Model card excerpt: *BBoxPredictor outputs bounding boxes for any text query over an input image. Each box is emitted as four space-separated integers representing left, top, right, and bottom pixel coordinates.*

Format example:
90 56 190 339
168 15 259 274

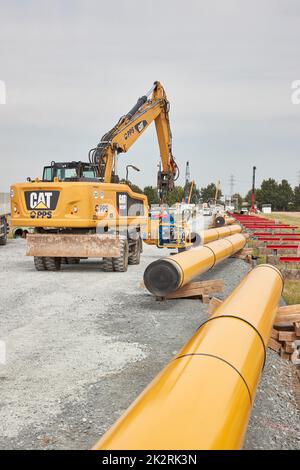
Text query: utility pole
250 166 257 213
229 174 235 197
228 174 235 209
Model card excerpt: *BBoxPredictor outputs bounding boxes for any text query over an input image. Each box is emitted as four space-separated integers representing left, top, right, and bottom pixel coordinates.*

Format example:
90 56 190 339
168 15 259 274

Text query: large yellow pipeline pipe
201 223 241 244
144 233 246 296
225 216 236 225
93 264 283 450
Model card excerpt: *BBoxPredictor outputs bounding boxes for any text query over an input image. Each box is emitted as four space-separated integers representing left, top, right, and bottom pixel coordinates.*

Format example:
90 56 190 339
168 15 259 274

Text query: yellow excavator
10 81 187 272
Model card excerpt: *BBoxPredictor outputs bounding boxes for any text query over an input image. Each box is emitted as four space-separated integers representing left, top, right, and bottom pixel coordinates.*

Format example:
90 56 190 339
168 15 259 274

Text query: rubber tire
128 239 141 265
113 238 129 272
102 257 114 272
34 256 46 271
0 218 7 246
44 257 61 271
67 257 80 264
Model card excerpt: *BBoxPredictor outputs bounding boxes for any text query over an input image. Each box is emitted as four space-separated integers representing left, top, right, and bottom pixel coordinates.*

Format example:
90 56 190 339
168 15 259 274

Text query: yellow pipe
93 264 283 450
225 216 236 225
201 223 241 244
144 233 246 296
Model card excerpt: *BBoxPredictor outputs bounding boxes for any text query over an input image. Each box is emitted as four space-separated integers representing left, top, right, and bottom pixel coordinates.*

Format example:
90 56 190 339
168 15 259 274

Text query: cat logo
25 190 59 211
134 120 147 133
124 120 148 140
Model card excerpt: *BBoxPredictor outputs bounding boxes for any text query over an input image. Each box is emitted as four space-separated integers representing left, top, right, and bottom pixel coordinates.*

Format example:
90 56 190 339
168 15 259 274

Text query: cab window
82 167 96 178
56 168 78 180
43 167 53 181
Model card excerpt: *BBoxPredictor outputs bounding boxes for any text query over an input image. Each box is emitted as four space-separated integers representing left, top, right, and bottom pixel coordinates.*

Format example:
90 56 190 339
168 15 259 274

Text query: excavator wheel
102 257 114 272
64 257 80 264
44 257 61 271
113 238 129 272
128 238 141 265
0 217 7 245
34 256 46 271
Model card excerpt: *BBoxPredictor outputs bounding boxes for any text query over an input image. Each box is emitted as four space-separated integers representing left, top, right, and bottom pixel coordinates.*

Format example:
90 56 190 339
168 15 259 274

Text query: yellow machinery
187 180 195 204
10 82 180 272
93 264 283 450
144 233 246 296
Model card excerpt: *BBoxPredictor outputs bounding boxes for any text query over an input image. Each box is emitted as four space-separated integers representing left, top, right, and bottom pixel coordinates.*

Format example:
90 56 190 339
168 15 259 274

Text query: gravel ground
0 239 299 450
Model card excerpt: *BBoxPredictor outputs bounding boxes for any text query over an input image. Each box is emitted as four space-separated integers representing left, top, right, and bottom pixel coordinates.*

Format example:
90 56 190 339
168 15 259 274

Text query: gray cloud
0 0 300 195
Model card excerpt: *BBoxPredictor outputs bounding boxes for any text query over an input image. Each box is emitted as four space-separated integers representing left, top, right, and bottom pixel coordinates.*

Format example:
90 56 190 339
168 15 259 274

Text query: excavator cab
42 161 99 182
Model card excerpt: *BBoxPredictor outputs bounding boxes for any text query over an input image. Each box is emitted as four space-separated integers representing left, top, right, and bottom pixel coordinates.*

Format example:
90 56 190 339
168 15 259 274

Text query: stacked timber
268 304 300 372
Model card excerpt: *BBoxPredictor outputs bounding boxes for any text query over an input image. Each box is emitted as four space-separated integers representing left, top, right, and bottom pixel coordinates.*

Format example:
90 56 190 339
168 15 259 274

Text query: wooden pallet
155 279 224 303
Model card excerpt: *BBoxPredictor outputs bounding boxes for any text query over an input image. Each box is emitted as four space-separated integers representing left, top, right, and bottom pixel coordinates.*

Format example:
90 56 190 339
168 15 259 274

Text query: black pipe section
144 259 181 297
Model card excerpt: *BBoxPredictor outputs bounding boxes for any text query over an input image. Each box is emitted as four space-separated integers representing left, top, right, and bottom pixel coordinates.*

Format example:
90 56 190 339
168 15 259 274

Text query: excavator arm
89 81 179 200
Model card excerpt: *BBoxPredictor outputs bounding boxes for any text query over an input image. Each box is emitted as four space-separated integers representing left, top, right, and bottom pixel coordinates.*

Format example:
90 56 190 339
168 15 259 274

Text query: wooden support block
156 279 224 302
270 328 279 340
230 248 253 260
280 350 291 360
284 341 295 354
277 304 300 315
294 322 300 337
273 322 295 331
274 313 300 325
278 331 296 342
268 337 282 353
208 297 223 315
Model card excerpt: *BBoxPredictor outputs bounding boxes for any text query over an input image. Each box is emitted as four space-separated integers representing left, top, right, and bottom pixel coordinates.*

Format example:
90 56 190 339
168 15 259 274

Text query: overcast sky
0 0 300 195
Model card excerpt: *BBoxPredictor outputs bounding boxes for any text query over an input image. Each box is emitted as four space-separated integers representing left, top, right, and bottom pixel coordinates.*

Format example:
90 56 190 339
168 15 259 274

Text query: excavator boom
89 81 178 200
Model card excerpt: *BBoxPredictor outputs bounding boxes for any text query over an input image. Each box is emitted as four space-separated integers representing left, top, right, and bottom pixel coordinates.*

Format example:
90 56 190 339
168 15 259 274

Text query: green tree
232 193 243 211
245 178 294 211
190 187 201 204
200 183 222 203
259 178 279 209
277 179 294 211
143 185 159 205
164 186 184 206
293 185 300 210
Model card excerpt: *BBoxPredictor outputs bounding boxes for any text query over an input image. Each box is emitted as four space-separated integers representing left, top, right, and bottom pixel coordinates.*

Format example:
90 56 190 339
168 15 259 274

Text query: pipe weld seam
203 245 217 269
173 353 252 404
196 315 267 369
223 237 235 254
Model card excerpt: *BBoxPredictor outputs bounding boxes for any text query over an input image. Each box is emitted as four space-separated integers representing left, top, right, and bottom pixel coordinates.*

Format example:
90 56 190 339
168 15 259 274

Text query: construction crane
10 82 184 272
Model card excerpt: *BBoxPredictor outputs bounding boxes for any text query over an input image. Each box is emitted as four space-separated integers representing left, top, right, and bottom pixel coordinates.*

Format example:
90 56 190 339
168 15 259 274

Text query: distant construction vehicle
10 82 184 271
0 193 10 246
0 213 7 246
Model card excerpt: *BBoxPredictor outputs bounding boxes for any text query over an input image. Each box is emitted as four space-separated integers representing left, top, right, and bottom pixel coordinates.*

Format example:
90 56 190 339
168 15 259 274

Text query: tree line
124 178 300 211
